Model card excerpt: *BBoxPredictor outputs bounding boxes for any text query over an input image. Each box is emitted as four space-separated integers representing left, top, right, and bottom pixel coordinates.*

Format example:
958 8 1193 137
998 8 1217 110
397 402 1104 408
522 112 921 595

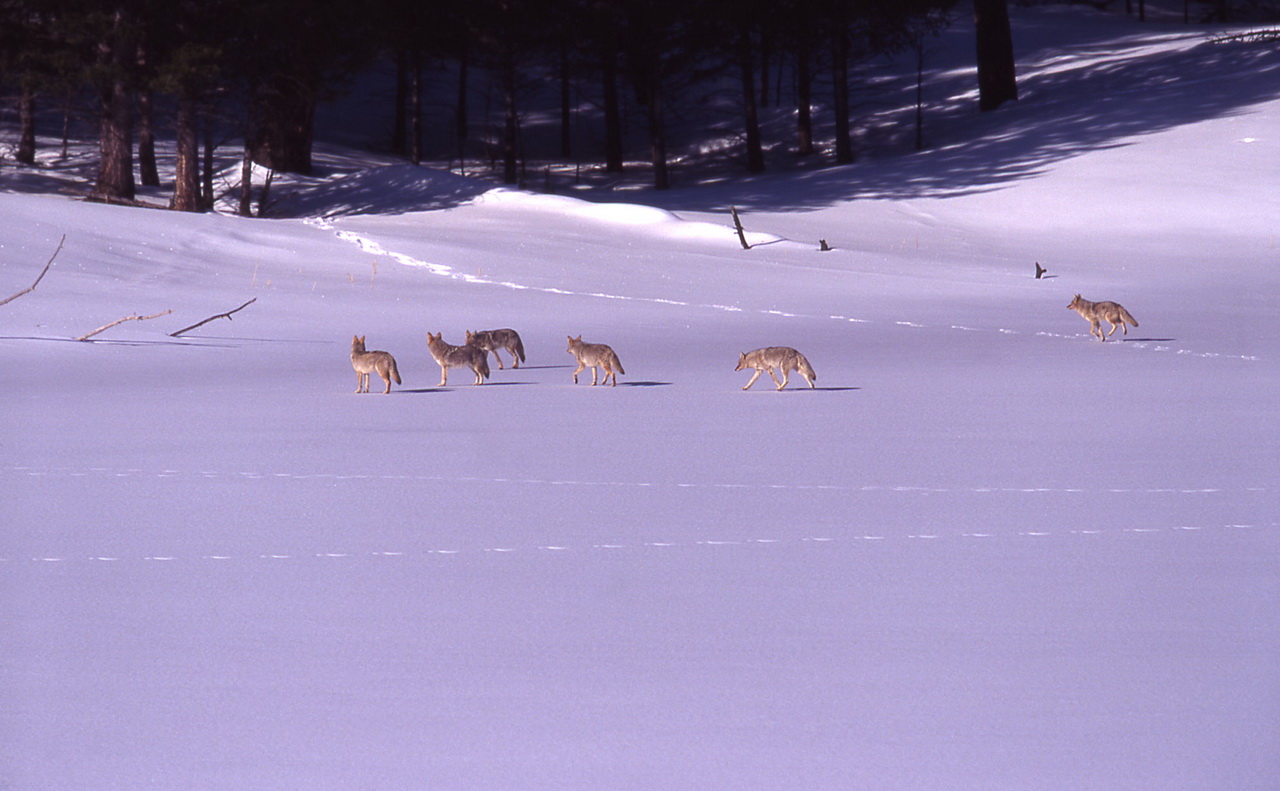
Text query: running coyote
1068 294 1139 342
566 335 625 386
350 335 401 394
466 328 526 370
426 332 489 386
736 346 816 390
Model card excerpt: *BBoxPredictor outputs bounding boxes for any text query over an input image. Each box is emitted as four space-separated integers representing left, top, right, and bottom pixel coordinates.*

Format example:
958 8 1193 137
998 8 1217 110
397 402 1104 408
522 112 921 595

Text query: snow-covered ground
2 6 1277 790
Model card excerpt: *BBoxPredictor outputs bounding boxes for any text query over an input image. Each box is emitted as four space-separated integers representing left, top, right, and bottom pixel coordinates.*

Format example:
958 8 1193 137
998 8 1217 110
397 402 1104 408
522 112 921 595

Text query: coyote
736 346 816 390
350 335 401 394
426 332 489 386
466 328 526 370
1068 294 1139 342
566 335 625 386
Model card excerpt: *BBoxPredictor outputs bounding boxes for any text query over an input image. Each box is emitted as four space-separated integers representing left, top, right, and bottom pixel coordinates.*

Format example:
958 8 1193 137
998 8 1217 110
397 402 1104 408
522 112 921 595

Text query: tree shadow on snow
626 33 1280 213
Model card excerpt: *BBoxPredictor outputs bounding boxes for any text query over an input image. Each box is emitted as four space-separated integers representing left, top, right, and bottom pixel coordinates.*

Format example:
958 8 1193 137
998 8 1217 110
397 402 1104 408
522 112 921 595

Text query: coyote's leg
438 365 449 387
493 351 505 370
742 369 763 390
590 365 600 386
508 349 520 369
356 372 366 393
572 361 585 383
766 367 783 388
604 365 616 387
776 369 790 390
473 366 484 385
1092 321 1104 341
380 373 392 394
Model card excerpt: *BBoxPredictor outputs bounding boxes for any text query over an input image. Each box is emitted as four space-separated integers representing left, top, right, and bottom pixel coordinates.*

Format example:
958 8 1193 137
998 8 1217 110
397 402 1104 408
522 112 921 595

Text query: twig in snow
75 310 173 342
169 297 257 337
0 234 65 307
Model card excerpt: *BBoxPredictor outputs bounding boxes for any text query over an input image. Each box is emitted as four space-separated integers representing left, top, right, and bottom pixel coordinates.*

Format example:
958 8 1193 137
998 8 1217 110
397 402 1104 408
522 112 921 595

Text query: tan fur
1068 294 1139 342
566 335 625 387
736 346 816 390
465 328 526 370
426 332 489 386
350 335 401 394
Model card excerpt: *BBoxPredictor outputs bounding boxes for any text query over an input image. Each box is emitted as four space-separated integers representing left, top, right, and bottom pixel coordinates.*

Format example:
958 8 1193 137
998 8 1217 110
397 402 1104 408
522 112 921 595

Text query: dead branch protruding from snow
0 234 65 307
169 297 257 337
75 309 173 342
730 207 750 250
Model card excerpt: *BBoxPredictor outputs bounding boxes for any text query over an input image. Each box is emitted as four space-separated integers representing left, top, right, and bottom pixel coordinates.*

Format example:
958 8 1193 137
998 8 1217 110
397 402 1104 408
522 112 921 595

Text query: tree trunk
16 85 36 165
410 49 423 166
392 48 408 156
559 40 572 159
201 112 215 208
93 10 136 201
501 49 519 184
137 89 160 187
831 23 853 164
456 47 469 170
738 20 765 173
646 77 669 190
249 77 315 175
758 25 772 109
238 137 254 217
795 48 814 156
915 35 926 150
170 94 202 211
602 48 624 173
975 0 1018 112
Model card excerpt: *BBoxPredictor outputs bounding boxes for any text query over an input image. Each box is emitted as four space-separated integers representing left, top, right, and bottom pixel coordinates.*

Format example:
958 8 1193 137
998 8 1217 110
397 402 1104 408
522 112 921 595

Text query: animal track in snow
4 521 1270 569
5 465 1264 499
307 217 1262 362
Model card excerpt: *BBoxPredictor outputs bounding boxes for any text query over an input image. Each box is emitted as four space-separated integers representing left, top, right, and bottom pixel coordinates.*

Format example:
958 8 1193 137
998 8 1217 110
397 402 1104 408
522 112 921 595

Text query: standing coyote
350 335 401 394
1068 294 1139 342
736 346 816 390
426 332 489 386
466 328 526 370
566 335 625 386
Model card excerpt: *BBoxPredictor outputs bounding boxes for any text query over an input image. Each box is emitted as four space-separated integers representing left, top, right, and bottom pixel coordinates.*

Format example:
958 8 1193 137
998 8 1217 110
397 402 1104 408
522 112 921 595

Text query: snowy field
2 6 1278 791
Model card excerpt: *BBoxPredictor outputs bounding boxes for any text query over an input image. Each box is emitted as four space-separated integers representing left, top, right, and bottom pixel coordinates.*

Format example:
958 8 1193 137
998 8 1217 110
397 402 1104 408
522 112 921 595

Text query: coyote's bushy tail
389 358 402 385
1119 307 1139 327
514 335 527 363
478 355 491 380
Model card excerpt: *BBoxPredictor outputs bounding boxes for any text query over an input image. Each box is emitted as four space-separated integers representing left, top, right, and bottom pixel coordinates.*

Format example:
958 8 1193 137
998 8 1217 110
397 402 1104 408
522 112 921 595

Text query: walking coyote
566 335 625 386
350 335 401 394
466 328 526 370
736 346 816 390
427 332 489 386
1067 294 1139 342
